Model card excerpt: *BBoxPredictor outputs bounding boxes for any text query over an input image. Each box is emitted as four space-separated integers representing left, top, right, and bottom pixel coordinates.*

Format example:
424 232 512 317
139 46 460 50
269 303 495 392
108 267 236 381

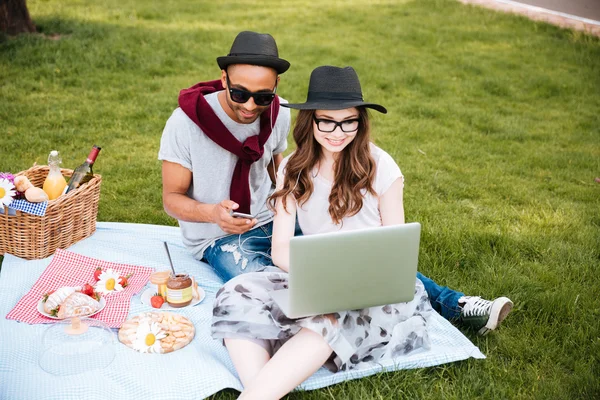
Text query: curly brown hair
269 107 376 224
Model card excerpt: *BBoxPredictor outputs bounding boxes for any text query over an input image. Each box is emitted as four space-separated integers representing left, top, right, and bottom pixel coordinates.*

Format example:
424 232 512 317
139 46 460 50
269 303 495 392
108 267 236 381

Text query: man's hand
162 161 258 233
212 200 258 234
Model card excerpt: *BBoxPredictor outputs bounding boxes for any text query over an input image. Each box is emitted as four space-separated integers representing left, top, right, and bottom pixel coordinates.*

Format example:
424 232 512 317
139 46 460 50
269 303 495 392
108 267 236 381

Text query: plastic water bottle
43 150 68 200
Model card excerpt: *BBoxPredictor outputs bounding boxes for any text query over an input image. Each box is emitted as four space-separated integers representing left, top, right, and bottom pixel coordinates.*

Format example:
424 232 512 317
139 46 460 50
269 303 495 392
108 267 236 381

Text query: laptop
269 222 421 318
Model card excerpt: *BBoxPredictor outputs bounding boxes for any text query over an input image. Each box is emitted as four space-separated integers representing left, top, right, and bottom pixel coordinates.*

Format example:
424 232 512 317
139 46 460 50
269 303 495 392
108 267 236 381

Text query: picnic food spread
2 153 208 365
118 311 195 354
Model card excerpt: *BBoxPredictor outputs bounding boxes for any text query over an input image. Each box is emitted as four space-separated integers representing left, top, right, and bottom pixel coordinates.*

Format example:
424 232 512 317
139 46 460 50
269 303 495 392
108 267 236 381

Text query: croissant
57 292 101 319
44 286 79 313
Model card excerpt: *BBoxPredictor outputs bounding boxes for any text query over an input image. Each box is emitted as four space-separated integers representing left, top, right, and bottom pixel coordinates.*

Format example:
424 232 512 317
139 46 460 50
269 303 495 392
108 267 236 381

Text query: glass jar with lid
166 272 193 308
150 271 170 298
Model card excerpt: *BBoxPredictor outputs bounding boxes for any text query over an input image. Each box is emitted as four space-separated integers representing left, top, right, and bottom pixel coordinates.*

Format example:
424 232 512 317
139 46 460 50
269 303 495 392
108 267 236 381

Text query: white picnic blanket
0 222 484 400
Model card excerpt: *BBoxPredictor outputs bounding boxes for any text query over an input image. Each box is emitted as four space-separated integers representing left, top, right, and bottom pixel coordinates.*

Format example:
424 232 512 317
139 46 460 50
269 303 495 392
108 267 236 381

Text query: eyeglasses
226 75 277 106
313 116 360 133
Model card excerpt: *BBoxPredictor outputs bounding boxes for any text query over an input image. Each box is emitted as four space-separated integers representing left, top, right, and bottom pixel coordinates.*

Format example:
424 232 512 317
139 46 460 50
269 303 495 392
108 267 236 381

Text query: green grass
1 0 599 398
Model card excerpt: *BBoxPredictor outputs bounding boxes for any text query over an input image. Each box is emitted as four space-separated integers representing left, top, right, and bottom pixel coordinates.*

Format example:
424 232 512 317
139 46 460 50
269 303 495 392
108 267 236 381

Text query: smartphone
231 211 254 219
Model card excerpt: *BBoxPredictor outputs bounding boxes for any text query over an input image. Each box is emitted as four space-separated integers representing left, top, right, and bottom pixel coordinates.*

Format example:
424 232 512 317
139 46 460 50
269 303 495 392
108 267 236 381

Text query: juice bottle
43 150 68 200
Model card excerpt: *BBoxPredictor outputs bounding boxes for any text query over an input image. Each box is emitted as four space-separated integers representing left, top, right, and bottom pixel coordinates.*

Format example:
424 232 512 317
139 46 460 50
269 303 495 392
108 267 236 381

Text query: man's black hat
217 31 290 74
282 66 387 113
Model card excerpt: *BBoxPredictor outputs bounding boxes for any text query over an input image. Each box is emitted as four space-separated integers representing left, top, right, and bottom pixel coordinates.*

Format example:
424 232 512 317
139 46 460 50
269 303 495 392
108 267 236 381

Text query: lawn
1 0 599 398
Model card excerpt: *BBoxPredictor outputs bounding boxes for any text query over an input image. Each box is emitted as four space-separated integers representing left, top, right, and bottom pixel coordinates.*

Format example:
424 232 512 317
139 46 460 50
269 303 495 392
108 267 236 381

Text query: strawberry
42 289 56 302
80 283 95 297
93 267 103 282
150 294 165 309
118 273 133 288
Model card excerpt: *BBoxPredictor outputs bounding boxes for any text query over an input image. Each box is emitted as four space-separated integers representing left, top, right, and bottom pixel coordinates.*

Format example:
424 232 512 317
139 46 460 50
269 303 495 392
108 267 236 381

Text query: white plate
140 287 205 310
38 297 106 320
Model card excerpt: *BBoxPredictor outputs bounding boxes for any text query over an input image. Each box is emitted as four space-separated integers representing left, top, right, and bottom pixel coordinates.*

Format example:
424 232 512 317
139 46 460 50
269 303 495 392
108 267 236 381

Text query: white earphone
235 98 278 260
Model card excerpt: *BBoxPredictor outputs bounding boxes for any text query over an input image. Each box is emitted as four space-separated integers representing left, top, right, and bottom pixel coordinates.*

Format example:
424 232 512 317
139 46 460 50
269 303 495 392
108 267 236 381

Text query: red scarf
178 80 280 214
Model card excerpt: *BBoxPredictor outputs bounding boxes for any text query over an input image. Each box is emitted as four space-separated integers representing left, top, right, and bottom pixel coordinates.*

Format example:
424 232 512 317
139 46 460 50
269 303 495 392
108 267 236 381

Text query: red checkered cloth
6 249 153 328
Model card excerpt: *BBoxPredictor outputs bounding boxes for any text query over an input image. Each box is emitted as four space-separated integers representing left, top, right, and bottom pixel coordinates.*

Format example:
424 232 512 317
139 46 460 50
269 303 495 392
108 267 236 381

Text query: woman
211 66 509 399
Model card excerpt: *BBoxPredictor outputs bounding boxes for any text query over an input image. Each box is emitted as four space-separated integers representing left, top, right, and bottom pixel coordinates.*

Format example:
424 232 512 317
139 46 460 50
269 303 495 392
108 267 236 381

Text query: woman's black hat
282 66 387 113
217 31 290 74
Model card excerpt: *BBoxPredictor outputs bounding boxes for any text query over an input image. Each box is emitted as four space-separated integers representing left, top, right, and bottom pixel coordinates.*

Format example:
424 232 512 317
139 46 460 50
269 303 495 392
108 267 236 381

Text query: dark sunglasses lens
230 89 251 104
230 89 274 106
254 93 275 106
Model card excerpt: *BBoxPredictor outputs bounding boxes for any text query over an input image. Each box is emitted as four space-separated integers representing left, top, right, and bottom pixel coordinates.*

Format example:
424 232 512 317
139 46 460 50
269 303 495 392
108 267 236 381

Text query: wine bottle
66 145 101 193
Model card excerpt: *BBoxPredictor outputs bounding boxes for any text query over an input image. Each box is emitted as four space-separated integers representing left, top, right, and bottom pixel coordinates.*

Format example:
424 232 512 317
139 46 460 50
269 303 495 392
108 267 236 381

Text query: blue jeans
203 222 464 321
203 222 273 282
416 272 463 320
203 221 303 282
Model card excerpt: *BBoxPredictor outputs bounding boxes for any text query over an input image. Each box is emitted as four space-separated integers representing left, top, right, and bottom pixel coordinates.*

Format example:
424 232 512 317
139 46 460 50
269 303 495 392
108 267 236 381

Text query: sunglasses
226 75 277 106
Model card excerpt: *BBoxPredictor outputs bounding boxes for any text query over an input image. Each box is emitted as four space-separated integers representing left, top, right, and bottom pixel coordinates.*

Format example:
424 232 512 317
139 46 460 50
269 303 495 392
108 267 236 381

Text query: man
159 31 291 281
158 31 512 335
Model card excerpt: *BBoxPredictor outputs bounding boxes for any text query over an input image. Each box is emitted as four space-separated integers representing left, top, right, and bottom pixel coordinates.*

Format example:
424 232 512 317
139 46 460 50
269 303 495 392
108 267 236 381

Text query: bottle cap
50 150 58 157
88 146 101 163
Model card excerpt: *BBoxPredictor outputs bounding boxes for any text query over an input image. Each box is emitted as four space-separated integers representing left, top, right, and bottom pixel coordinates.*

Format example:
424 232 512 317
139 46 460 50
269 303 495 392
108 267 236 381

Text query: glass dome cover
39 317 116 376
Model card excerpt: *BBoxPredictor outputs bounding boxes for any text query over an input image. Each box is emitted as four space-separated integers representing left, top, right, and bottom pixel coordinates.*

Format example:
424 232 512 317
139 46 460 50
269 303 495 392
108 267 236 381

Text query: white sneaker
459 296 513 336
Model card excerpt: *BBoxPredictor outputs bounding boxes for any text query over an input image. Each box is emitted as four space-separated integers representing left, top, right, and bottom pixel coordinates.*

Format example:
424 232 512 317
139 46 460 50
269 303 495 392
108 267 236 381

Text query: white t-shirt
158 92 290 259
277 143 403 235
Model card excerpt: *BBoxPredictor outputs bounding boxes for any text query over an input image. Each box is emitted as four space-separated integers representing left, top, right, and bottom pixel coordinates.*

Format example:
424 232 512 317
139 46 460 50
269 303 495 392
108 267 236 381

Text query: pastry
43 286 79 314
56 292 101 319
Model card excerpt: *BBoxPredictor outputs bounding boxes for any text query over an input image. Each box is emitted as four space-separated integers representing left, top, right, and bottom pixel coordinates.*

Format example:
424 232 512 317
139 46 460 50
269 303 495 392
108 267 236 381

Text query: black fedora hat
217 31 290 74
282 66 387 113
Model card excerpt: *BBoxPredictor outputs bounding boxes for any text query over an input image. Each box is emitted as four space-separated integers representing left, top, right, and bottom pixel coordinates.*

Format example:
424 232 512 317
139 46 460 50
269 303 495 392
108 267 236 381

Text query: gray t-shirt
158 91 290 259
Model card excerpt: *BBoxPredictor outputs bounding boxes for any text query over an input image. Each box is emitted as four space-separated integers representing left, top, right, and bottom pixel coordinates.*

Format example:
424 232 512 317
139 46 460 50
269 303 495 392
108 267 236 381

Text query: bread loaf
14 176 33 192
25 187 49 202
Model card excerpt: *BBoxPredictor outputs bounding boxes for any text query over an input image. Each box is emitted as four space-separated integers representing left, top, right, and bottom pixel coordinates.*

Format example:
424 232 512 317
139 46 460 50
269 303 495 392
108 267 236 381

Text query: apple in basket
42 285 102 318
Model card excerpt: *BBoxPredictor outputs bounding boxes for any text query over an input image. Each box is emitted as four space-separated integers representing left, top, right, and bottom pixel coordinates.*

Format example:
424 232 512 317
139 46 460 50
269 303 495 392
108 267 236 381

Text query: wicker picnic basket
0 165 102 260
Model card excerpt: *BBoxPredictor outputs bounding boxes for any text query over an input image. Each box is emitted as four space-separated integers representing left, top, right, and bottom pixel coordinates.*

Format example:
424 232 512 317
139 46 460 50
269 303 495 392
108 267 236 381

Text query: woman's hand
271 172 297 272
